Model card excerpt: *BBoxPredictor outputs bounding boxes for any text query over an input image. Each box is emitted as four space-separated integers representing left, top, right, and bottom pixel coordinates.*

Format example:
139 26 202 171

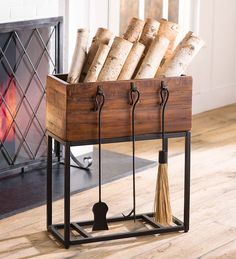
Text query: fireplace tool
92 86 109 231
154 81 172 226
122 82 140 222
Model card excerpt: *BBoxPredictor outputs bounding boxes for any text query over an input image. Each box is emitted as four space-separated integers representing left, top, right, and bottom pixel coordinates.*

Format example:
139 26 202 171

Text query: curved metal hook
160 81 169 139
94 85 105 112
129 82 140 107
160 81 169 107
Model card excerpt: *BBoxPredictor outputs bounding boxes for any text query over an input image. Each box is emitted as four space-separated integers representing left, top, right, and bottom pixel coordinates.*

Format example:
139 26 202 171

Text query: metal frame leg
184 131 191 232
64 142 71 248
47 135 52 228
54 140 61 162
46 131 191 248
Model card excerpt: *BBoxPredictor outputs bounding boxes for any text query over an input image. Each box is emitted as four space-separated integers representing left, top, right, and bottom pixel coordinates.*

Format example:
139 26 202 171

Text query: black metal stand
46 131 191 249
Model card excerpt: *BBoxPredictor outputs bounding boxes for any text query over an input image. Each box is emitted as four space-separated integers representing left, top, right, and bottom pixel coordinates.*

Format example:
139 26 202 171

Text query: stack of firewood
67 17 204 84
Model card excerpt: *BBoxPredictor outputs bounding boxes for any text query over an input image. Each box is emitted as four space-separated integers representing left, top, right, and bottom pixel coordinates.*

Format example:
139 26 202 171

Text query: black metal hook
94 85 105 112
160 81 169 152
129 82 140 107
160 81 169 107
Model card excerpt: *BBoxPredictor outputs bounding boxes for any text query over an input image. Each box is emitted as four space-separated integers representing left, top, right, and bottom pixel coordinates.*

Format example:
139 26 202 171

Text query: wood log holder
46 74 191 248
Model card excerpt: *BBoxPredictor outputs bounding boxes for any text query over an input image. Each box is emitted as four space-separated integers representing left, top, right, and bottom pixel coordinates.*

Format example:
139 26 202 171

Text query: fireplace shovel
92 86 109 231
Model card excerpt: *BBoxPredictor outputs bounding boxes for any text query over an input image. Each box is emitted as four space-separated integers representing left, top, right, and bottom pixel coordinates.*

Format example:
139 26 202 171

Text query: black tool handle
94 86 105 202
160 81 169 151
129 82 140 222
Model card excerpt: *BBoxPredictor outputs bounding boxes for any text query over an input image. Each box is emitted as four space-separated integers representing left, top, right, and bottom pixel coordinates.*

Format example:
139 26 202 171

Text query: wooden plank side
46 75 192 141
46 76 67 140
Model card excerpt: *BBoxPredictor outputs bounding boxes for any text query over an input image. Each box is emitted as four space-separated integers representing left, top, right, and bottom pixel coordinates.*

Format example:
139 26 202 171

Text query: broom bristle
154 163 172 226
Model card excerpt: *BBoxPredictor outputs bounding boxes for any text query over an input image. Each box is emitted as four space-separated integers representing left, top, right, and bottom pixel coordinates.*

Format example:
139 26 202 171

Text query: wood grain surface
46 74 192 141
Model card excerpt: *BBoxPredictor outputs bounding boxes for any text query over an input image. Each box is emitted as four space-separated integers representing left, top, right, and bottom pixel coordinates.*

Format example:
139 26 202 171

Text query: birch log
122 17 145 43
133 18 160 77
155 31 193 77
135 36 169 79
98 37 133 81
157 18 180 61
80 28 113 81
67 29 89 83
139 18 160 48
84 44 110 82
159 33 204 77
118 42 145 80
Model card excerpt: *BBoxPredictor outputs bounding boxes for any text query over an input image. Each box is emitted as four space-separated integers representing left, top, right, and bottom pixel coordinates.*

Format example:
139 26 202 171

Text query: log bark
118 42 145 80
122 17 145 43
80 28 113 81
139 18 160 48
132 18 160 77
67 29 89 84
135 36 169 79
159 33 204 77
84 44 110 82
156 31 193 77
98 37 133 81
157 18 180 61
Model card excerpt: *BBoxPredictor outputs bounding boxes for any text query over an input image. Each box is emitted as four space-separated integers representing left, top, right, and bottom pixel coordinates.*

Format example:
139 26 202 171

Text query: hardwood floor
0 104 236 259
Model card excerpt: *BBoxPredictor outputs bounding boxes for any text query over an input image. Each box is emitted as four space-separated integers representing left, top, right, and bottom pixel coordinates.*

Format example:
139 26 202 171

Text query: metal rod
71 223 92 238
0 92 35 160
0 30 34 107
163 138 168 153
35 28 56 67
64 142 71 248
14 31 49 92
48 131 188 147
94 86 105 202
48 225 65 246
49 223 184 247
130 83 140 221
47 135 52 228
54 212 184 228
184 131 191 232
141 214 163 228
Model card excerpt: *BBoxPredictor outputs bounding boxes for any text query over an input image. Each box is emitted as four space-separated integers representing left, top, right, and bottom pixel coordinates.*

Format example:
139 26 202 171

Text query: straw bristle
154 163 172 226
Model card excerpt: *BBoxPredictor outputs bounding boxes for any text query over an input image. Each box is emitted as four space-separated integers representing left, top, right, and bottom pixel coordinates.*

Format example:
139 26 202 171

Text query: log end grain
122 17 145 43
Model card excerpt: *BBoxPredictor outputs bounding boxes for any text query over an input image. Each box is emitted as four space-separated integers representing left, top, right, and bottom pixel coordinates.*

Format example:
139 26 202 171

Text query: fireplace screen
0 17 63 176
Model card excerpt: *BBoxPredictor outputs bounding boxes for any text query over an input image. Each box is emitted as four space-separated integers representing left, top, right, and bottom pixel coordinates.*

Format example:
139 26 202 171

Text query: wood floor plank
0 104 236 258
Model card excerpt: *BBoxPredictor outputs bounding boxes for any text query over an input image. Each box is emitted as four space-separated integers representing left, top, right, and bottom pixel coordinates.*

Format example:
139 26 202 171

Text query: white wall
187 0 236 114
0 0 61 22
64 0 111 72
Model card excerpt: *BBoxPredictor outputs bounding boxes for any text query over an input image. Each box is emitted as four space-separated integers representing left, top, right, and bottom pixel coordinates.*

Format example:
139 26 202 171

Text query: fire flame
0 76 16 141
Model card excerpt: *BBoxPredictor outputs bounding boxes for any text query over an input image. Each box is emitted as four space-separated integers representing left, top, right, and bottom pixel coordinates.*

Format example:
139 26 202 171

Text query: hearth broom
154 81 172 226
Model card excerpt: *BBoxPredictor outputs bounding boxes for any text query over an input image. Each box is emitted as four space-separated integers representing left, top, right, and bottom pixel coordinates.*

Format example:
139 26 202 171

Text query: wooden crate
46 74 192 142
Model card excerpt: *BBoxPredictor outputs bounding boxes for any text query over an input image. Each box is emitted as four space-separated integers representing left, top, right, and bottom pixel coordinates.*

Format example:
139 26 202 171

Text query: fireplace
0 17 63 177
